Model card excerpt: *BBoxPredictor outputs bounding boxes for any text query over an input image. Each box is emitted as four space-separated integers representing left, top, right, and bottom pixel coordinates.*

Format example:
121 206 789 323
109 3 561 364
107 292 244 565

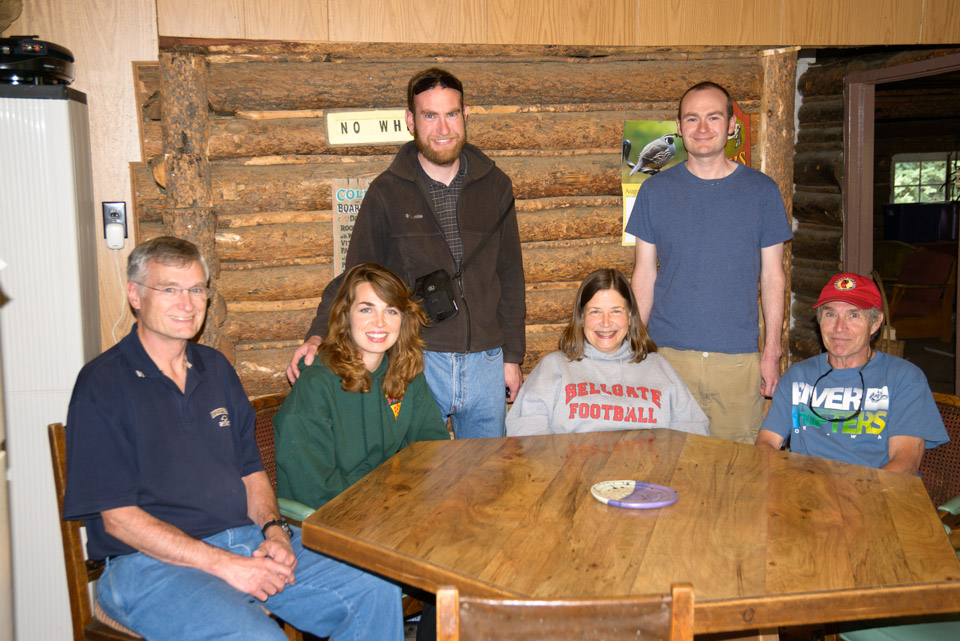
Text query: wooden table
302 429 960 634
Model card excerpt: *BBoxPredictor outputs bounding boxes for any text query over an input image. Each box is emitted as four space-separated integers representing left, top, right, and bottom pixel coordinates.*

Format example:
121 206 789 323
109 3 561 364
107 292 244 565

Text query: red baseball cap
813 273 882 310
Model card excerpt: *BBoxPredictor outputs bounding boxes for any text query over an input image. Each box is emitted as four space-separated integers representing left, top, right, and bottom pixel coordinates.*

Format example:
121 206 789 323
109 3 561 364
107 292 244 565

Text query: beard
413 124 467 167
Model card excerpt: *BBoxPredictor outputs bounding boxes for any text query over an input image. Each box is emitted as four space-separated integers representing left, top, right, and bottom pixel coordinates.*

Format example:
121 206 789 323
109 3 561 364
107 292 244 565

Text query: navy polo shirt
63 325 263 560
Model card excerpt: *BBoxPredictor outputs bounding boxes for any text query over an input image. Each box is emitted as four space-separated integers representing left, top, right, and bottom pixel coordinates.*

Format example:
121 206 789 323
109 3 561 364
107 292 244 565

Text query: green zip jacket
274 354 449 510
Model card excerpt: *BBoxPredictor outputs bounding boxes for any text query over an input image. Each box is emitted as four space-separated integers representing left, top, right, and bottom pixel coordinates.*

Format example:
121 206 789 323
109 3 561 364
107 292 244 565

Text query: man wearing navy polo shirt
62 237 402 641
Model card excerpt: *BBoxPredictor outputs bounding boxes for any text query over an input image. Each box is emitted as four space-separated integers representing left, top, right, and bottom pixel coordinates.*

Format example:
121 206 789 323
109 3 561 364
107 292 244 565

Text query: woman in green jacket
275 263 449 511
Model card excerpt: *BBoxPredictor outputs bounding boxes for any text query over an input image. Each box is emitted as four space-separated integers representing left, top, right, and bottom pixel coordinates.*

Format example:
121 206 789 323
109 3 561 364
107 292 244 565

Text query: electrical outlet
102 202 127 238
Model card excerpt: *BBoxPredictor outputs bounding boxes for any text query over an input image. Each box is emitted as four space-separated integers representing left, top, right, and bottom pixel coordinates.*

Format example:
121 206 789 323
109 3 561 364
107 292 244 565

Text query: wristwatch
261 517 293 539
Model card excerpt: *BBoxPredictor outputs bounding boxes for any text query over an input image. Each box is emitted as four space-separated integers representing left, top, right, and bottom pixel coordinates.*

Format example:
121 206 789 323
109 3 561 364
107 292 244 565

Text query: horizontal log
796 126 843 145
876 94 960 122
797 48 960 98
794 151 842 189
792 191 842 226
792 227 842 263
159 40 763 63
225 308 316 343
234 323 567 397
214 205 627 254
794 141 844 155
797 63 845 99
138 59 762 114
220 263 332 301
146 203 626 262
797 98 843 125
226 280 582 345
142 109 684 162
217 239 633 301
134 153 624 221
522 239 635 283
217 222 331 261
792 264 840 299
789 329 822 363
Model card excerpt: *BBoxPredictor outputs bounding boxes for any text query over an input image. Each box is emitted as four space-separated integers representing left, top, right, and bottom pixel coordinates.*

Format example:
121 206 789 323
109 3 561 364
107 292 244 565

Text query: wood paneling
636 0 781 46
922 0 960 44
783 0 924 46
327 0 485 44
158 0 329 40
243 0 329 41
158 0 245 38
155 0 960 46
487 0 635 46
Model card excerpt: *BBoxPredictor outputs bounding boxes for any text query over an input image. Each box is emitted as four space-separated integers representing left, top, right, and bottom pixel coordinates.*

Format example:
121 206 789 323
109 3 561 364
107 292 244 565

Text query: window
891 153 960 204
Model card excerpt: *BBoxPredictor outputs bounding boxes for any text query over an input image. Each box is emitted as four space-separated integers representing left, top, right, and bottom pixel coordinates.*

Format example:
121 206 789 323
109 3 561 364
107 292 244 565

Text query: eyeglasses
806 352 872 423
411 72 463 97
136 283 209 300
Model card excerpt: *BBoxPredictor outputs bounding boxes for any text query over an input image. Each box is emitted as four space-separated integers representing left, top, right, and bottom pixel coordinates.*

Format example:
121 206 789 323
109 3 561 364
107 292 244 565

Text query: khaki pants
659 347 763 444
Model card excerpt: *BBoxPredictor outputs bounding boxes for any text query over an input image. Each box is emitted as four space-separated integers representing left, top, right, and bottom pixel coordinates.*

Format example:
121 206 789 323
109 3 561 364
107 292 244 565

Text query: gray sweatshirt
506 342 709 437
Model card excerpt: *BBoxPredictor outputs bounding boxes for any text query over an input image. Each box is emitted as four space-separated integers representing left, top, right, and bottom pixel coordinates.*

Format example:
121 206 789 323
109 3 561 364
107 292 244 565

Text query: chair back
251 394 287 490
48 422 141 640
921 394 960 507
436 583 694 641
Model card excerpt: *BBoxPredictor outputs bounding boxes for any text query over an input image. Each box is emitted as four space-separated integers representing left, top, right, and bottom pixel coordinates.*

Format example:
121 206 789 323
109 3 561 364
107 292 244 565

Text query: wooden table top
302 429 960 633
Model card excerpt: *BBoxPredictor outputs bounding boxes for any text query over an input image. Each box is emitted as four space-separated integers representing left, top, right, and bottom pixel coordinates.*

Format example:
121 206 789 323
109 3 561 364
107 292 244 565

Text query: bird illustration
629 134 677 176
727 122 742 148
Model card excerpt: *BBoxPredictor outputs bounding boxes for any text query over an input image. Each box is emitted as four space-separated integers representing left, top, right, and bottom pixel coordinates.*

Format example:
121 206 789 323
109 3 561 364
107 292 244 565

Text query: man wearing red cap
756 273 948 473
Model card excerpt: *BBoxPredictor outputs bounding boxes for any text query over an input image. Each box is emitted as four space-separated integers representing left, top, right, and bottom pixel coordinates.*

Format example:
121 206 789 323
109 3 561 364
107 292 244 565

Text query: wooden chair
920 393 960 508
436 583 694 641
251 393 315 525
50 422 305 641
48 422 142 640
888 247 957 342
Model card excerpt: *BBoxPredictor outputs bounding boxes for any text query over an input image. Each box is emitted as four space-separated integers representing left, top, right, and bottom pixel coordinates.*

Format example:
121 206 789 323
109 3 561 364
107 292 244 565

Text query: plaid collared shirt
422 155 467 268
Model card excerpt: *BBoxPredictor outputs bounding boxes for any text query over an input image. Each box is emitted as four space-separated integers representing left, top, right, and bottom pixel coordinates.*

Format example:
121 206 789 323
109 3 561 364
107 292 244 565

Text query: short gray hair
127 236 210 285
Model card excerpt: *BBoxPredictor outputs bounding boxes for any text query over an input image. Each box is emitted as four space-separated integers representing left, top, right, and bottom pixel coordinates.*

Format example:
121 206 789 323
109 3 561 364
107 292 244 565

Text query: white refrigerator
0 84 99 641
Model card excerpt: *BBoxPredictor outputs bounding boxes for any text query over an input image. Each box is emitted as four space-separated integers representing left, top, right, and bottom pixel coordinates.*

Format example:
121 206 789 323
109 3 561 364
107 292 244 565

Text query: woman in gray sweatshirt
506 269 709 436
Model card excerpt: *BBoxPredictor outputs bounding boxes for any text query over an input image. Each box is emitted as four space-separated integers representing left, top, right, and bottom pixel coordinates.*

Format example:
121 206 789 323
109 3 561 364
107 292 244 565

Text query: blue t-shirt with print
761 351 948 468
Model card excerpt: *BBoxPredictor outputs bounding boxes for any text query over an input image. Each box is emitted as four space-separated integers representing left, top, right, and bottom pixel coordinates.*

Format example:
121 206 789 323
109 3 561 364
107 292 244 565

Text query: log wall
792 47 960 361
136 42 793 396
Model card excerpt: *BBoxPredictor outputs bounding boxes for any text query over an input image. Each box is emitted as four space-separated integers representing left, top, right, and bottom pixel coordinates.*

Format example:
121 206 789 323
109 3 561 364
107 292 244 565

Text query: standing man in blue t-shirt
627 81 793 443
757 273 948 472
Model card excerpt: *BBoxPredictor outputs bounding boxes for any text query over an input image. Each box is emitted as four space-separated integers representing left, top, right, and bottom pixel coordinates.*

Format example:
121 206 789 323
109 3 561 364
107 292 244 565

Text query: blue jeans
96 524 402 641
423 348 507 439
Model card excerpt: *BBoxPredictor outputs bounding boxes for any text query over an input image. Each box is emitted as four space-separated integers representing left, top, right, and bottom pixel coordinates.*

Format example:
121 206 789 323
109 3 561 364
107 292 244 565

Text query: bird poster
621 104 751 245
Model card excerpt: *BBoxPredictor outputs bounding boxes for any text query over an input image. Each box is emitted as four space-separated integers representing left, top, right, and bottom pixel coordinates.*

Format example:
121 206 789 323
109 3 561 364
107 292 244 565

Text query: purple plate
590 480 679 509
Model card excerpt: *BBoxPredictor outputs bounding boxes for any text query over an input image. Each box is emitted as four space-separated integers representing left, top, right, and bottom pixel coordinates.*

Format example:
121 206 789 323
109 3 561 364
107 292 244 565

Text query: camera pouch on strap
414 269 459 323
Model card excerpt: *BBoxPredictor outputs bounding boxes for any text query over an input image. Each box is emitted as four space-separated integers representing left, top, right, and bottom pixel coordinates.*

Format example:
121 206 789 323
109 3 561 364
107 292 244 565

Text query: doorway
844 53 960 395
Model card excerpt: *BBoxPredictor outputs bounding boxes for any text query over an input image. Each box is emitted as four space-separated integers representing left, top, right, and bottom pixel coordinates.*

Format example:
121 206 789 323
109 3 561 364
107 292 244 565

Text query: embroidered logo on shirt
210 407 231 428
404 213 424 219
386 394 403 420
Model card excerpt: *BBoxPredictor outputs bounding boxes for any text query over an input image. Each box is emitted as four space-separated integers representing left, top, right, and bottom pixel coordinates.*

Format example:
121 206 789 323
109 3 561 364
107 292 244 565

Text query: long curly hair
320 263 429 397
559 268 656 363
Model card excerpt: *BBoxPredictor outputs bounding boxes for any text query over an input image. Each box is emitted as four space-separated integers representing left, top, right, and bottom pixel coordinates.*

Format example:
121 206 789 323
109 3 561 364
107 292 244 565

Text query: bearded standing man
288 68 525 439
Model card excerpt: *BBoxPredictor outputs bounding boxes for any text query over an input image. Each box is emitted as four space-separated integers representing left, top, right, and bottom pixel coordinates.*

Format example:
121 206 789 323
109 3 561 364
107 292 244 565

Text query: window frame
890 152 960 204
